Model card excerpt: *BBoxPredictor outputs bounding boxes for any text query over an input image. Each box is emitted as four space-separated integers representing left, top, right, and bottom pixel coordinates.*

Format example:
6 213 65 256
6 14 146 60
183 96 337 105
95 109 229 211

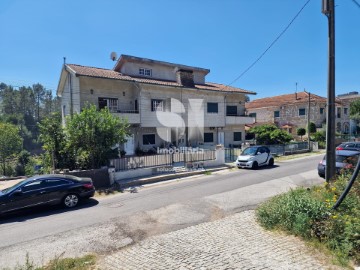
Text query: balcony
109 103 140 124
226 114 255 125
113 110 140 124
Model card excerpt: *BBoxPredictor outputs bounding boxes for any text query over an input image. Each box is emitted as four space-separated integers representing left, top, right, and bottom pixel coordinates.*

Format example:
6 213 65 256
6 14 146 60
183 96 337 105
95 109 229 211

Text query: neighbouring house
337 91 360 135
245 91 351 137
57 54 256 155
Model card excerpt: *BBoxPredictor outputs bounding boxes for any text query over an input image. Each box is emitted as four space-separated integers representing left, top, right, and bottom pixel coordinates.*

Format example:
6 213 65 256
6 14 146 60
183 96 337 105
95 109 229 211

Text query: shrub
257 189 327 238
257 176 360 264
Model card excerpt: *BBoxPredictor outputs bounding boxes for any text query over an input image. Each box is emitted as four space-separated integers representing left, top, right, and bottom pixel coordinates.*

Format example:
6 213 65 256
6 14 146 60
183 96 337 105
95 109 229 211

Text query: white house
57 54 256 155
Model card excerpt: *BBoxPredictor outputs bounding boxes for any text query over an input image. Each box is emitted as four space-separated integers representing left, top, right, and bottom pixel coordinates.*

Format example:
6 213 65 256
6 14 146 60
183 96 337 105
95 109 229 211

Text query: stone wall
66 168 110 189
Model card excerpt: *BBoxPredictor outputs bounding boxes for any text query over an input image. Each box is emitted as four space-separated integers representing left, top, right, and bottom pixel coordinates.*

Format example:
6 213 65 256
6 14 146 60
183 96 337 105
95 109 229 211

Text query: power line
228 0 312 86
351 0 360 8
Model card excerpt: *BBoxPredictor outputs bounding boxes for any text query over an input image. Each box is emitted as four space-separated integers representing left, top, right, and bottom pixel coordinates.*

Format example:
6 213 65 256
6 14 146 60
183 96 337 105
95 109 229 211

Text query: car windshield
241 147 257 156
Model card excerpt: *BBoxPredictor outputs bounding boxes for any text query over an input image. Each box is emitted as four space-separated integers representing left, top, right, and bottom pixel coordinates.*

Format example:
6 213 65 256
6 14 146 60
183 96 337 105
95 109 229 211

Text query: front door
124 135 135 155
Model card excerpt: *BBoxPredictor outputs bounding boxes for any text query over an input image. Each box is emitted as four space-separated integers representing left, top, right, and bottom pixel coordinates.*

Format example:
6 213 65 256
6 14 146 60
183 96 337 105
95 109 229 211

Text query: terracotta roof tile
67 64 256 95
245 91 327 109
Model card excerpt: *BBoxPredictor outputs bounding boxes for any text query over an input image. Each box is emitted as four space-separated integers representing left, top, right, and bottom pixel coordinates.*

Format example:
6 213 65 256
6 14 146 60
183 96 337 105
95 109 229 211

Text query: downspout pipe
64 64 74 118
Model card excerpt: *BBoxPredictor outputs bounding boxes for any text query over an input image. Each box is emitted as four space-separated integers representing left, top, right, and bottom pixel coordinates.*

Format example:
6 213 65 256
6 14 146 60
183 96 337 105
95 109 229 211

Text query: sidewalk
102 210 340 270
99 168 345 270
115 165 231 189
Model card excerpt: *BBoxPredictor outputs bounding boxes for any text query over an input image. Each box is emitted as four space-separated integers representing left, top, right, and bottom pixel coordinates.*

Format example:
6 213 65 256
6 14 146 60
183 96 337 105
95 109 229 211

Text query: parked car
317 150 360 178
236 146 274 169
336 142 360 152
0 174 95 215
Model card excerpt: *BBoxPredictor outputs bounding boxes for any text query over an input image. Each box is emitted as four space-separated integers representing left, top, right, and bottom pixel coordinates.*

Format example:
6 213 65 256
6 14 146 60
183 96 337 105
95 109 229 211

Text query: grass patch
256 173 360 267
204 171 212 175
5 254 96 270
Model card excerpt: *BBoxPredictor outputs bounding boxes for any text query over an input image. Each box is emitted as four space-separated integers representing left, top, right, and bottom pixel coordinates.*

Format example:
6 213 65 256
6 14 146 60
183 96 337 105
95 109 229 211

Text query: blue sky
0 0 359 100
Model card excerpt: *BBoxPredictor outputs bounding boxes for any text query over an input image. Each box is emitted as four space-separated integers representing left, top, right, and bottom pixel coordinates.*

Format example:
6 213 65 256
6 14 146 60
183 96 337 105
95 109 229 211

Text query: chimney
176 69 195 88
295 92 298 100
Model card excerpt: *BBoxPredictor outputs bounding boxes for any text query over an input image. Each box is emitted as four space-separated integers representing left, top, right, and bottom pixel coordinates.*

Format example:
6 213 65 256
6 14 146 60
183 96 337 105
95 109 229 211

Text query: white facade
57 55 256 155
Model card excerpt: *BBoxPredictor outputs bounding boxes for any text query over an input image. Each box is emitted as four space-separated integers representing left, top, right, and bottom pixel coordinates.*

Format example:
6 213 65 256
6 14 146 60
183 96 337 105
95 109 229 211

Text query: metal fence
225 142 310 162
268 142 309 156
110 150 216 171
225 148 242 163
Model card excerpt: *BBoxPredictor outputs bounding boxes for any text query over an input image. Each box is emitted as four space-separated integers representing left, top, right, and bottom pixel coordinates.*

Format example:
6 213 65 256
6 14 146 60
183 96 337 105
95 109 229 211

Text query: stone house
336 91 360 135
57 54 256 155
245 91 351 137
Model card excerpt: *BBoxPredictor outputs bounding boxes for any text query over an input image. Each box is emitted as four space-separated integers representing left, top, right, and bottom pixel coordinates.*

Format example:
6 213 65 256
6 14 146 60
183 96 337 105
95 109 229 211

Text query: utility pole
307 90 311 150
322 0 336 182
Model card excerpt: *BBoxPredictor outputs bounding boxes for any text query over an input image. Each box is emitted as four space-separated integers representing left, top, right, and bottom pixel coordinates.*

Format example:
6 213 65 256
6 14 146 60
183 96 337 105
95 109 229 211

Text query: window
337 108 341 118
344 108 348 115
226 106 237 116
43 179 70 187
249 113 256 118
98 97 118 112
151 99 164 111
299 108 306 116
207 103 218 113
336 122 341 132
22 180 44 192
134 100 138 112
234 132 242 141
320 108 324 114
204 133 214 143
143 134 155 145
274 111 280 118
139 68 152 77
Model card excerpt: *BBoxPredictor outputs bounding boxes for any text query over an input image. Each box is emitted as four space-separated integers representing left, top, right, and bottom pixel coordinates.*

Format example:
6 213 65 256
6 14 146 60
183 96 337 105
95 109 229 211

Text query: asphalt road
0 155 324 268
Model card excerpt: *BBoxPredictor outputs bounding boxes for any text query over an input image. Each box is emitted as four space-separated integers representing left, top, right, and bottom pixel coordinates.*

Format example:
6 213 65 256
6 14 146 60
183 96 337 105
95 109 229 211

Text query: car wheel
63 194 79 208
268 158 274 166
252 161 258 169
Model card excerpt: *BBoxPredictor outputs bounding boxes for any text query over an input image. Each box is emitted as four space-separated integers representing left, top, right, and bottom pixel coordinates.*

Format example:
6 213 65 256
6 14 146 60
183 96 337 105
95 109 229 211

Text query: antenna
110 52 118 61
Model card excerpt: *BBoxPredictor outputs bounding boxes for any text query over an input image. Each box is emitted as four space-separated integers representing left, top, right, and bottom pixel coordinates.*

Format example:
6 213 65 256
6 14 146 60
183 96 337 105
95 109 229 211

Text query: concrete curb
116 166 231 188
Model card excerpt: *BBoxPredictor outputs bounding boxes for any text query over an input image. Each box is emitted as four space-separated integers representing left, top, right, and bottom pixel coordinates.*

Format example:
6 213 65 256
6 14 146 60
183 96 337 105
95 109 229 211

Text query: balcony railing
107 103 139 114
226 114 255 125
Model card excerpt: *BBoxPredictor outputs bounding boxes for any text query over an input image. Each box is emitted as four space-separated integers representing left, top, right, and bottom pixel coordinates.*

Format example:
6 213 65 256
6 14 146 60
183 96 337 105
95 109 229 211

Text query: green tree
249 124 292 145
38 112 68 170
312 130 326 142
350 99 360 120
297 128 306 140
15 150 31 176
65 104 130 169
0 122 22 175
32 83 46 122
0 82 60 153
309 122 317 134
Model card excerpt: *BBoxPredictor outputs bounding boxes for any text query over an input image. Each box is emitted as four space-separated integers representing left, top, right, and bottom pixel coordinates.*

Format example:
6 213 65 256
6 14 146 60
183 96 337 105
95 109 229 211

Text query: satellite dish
110 52 118 61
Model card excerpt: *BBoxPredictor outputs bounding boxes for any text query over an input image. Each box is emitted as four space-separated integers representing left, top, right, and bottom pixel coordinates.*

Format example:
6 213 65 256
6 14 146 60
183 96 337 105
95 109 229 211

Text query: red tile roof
67 64 256 95
245 91 327 109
